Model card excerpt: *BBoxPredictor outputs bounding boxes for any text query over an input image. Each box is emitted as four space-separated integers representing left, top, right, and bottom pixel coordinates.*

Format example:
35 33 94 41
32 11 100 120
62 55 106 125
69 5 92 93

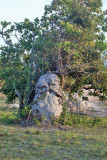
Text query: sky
0 0 52 22
0 0 106 22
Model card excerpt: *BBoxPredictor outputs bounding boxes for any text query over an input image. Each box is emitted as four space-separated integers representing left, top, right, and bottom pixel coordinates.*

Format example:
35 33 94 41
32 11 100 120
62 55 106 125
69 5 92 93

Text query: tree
0 18 54 111
0 0 106 117
43 0 107 91
0 19 41 109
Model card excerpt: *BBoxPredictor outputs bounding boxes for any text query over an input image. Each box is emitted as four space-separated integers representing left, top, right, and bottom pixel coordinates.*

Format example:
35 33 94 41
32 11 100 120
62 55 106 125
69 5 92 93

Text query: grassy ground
0 93 107 160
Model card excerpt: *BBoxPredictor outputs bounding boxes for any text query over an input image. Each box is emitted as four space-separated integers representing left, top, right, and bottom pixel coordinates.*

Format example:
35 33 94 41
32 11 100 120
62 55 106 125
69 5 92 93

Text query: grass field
0 93 107 160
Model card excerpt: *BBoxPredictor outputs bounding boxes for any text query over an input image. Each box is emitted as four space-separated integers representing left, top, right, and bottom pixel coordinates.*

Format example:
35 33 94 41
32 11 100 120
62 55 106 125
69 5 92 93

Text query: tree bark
57 30 65 88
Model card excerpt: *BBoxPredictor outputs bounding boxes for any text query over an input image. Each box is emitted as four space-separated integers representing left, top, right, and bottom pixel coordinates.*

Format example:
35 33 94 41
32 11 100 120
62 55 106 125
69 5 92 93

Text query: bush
58 107 102 127
19 105 32 119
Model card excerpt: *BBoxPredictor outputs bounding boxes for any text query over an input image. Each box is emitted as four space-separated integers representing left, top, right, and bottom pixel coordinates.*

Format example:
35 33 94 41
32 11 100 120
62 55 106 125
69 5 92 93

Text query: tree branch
1 27 13 47
47 70 88 75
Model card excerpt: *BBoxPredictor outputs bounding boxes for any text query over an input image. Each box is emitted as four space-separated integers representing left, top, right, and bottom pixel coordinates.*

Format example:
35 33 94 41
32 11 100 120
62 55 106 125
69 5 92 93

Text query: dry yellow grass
0 92 107 160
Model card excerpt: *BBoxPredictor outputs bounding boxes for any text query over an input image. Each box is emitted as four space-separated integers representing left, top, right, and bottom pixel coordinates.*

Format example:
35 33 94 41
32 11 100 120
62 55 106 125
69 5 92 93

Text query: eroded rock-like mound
32 73 66 120
69 89 107 117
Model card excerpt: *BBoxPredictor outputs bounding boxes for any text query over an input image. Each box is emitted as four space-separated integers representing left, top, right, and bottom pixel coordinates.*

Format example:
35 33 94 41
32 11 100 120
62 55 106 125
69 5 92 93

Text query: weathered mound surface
68 89 107 117
32 73 66 120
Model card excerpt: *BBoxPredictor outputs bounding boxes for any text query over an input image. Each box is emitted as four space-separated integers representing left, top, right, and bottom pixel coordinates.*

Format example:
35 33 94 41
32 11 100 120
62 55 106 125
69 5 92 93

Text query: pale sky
0 0 106 22
0 0 52 22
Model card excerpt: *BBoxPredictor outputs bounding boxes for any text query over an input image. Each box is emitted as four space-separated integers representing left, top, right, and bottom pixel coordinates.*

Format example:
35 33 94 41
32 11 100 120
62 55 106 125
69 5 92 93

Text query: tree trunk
24 33 36 106
19 96 24 110
57 41 65 88
13 81 24 110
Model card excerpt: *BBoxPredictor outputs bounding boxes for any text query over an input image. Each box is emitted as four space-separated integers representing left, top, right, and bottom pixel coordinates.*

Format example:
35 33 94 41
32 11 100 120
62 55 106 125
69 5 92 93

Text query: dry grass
0 92 107 160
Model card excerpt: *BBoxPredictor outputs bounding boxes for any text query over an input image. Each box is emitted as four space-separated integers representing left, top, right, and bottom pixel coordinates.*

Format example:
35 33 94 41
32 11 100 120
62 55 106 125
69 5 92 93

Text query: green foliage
58 106 104 127
19 105 32 119
34 130 42 135
91 71 107 96
58 107 73 126
25 129 32 134
45 0 106 93
0 18 51 110
78 90 84 97
99 95 107 101
82 96 88 101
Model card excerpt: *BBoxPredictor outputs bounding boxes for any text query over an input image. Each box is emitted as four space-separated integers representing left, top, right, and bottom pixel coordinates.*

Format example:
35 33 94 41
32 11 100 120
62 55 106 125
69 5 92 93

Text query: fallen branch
26 109 32 123
47 70 88 75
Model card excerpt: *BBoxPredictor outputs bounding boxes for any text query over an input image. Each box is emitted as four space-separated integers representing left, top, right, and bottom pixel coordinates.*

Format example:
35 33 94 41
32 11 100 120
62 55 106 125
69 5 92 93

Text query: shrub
34 130 42 135
58 107 102 127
